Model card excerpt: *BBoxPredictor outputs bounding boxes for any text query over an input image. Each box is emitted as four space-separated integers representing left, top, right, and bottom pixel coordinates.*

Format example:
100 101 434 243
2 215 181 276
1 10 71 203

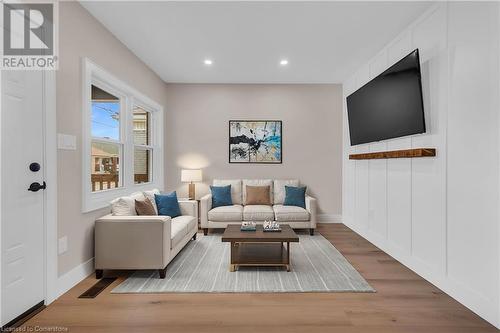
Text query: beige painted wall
56 2 168 276
164 84 343 216
57 3 342 275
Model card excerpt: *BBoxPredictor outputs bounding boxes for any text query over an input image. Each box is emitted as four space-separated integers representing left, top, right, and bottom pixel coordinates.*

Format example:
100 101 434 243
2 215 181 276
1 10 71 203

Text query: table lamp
181 169 202 200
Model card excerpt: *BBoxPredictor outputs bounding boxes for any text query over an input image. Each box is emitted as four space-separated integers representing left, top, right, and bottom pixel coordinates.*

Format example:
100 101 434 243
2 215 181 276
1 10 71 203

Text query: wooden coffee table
221 224 299 272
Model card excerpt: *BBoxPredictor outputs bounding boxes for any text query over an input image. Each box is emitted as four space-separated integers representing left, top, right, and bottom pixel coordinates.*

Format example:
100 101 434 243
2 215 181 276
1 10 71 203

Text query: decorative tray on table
263 220 281 232
240 221 256 231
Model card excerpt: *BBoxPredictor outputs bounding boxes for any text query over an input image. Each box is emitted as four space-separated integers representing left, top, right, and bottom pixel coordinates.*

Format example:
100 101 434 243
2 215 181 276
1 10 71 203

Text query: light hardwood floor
22 224 498 332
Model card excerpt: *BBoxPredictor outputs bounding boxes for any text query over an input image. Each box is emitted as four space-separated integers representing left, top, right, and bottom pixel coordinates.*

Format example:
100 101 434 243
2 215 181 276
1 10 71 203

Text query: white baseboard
318 214 342 223
56 257 94 299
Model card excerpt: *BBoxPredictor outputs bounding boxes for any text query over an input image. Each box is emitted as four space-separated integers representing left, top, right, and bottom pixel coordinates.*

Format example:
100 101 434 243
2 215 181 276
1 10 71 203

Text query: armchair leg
95 269 103 279
159 266 167 279
192 233 197 240
203 228 208 236
309 228 314 236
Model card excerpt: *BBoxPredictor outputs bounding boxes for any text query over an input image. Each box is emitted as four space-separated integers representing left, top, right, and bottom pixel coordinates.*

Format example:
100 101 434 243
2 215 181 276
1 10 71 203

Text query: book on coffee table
241 226 256 231
263 227 282 232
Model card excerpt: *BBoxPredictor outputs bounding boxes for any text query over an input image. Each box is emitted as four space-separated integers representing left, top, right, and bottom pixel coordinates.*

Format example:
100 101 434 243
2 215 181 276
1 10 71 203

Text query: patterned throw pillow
210 185 233 208
283 186 307 209
155 191 181 218
135 198 157 216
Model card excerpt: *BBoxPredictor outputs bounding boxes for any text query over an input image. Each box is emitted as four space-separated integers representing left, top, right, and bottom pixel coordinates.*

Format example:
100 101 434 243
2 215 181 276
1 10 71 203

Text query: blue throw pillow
210 185 233 208
283 186 307 209
155 191 181 218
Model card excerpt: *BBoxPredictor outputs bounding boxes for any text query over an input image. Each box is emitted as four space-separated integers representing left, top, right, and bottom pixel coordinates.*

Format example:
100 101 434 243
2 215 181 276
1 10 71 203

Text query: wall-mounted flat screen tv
346 49 425 146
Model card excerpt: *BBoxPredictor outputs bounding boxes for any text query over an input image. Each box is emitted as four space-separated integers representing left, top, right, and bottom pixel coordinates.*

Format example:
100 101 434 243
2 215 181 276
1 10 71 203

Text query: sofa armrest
95 215 172 269
200 194 212 228
178 200 197 218
305 196 317 229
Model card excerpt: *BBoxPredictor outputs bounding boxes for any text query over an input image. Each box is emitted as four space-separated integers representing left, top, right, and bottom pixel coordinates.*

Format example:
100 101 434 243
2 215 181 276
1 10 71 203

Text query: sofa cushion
273 205 310 222
245 185 271 205
273 179 300 205
208 205 243 222
155 192 181 218
170 215 196 249
213 179 242 205
243 205 274 221
175 215 197 233
171 220 186 249
210 185 233 208
110 192 144 216
185 216 198 232
242 179 273 204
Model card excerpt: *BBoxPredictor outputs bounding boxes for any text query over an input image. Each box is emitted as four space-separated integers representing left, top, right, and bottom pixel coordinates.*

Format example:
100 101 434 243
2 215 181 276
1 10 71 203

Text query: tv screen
346 49 425 145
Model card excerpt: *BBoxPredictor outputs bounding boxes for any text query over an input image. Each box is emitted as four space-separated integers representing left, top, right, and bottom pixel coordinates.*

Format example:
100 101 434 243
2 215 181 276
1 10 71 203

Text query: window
91 85 122 192
133 106 152 184
83 59 164 212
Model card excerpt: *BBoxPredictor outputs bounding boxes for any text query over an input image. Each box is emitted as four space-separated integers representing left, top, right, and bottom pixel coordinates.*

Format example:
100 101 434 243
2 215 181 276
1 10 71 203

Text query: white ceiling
81 1 433 84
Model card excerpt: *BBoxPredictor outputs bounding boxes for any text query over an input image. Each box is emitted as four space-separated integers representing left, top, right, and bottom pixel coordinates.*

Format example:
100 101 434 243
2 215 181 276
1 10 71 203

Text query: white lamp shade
181 169 202 182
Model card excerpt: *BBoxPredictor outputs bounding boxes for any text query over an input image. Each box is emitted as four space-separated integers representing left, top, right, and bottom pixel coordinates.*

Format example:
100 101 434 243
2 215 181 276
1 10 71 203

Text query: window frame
90 79 125 192
132 102 154 185
82 58 164 212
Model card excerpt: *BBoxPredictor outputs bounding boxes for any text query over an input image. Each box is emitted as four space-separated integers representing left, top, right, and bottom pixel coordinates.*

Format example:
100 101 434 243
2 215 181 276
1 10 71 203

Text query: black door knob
29 162 41 172
28 181 46 192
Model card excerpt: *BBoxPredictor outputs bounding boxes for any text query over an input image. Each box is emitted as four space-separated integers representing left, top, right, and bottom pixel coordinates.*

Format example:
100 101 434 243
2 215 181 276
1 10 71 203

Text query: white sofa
95 190 198 279
200 179 317 235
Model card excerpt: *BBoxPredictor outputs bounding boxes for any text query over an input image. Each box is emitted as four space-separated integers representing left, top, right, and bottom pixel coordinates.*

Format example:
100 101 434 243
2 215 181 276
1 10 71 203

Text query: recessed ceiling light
204 59 213 65
280 59 289 66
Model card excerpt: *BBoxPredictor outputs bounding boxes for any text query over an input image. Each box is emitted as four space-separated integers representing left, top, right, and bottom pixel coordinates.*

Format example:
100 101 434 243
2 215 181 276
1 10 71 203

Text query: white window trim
89 78 126 191
82 58 164 212
132 101 155 185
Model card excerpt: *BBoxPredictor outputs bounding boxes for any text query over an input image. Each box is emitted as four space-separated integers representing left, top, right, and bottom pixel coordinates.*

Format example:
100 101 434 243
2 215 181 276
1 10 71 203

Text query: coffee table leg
287 242 291 272
229 242 237 272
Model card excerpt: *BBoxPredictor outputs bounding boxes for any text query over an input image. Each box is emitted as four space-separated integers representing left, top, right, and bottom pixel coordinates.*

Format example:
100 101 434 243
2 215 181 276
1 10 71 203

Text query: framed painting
229 120 282 164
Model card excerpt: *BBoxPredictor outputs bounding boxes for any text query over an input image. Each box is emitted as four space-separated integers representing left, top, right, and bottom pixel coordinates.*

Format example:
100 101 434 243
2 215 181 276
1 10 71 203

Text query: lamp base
188 183 195 200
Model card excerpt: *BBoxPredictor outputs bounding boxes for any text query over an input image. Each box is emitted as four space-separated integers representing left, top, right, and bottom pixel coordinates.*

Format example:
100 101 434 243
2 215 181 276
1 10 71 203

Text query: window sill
82 182 163 213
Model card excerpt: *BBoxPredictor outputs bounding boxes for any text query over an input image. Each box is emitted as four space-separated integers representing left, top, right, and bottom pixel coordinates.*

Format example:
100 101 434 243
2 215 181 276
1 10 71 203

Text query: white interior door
1 70 45 325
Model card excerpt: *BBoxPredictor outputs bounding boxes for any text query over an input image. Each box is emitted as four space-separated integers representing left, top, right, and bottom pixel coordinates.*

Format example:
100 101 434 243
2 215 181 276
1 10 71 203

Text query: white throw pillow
111 197 136 216
142 189 161 214
110 192 145 216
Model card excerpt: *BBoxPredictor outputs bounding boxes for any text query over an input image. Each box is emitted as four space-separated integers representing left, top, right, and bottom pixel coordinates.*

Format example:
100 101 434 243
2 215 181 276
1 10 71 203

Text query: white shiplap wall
342 2 500 328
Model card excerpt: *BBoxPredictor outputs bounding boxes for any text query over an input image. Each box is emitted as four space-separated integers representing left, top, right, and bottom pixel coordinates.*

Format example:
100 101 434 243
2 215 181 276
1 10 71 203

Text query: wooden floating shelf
349 148 436 160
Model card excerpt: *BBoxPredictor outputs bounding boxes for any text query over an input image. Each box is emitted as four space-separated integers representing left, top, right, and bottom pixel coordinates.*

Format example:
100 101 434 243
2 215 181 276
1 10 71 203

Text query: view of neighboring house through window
133 106 151 184
91 84 122 192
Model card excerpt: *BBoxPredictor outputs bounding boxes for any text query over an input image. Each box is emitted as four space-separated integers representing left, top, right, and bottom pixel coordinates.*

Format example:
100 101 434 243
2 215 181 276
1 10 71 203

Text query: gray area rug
112 234 374 293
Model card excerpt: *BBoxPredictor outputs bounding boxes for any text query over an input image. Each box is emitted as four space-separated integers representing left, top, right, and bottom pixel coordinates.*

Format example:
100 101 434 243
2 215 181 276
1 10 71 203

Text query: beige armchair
95 200 198 279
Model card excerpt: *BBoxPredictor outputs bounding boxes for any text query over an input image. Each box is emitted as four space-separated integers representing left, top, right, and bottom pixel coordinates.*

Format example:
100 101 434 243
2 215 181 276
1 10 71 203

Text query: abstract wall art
229 120 282 163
